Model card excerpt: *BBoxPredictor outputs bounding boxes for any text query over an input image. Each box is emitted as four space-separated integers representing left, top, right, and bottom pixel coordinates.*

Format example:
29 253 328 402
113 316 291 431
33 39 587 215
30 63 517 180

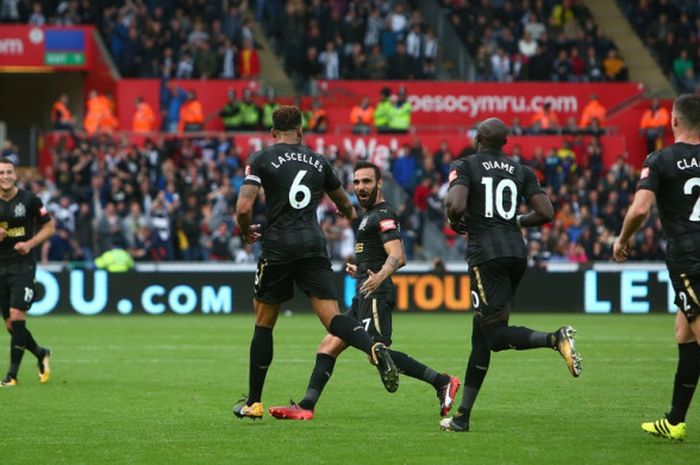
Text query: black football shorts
469 257 526 325
346 295 394 346
253 256 338 304
669 270 700 323
0 266 37 313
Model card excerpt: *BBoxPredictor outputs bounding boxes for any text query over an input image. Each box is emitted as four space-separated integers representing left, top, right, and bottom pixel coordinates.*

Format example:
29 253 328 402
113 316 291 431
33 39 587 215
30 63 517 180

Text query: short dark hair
272 105 302 131
674 94 700 131
354 160 382 180
0 156 16 167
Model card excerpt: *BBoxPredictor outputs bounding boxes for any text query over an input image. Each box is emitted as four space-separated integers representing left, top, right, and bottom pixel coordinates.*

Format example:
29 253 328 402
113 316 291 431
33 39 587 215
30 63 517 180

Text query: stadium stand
619 0 700 93
0 0 678 267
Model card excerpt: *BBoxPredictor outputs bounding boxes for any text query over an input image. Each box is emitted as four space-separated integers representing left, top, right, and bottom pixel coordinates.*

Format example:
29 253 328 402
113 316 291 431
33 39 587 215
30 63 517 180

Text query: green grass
3 313 699 465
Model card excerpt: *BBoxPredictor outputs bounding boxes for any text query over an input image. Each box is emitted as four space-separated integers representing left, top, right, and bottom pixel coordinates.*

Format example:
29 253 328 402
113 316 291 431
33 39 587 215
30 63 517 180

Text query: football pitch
3 313 699 465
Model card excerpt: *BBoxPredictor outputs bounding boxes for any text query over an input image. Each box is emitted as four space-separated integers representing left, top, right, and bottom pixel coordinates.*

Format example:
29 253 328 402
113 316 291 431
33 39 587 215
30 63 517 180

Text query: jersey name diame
481 160 514 174
270 151 324 172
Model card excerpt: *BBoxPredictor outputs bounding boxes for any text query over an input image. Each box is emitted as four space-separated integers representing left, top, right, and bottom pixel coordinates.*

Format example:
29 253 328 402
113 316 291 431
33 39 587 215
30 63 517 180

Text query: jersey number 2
684 177 700 221
481 177 517 219
289 170 311 209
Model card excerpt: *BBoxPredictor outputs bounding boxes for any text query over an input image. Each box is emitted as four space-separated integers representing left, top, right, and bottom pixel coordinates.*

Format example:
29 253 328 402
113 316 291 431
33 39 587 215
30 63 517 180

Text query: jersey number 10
482 177 517 220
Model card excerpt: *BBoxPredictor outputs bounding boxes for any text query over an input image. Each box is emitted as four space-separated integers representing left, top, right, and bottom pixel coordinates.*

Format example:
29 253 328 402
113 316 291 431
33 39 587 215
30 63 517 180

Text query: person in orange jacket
309 98 328 133
639 98 670 153
51 94 75 130
132 96 156 133
579 94 606 129
178 91 204 133
530 102 560 134
84 90 119 135
350 96 375 135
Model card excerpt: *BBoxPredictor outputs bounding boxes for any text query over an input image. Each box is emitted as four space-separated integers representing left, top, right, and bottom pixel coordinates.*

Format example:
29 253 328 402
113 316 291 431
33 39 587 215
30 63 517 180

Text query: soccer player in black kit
233 107 399 419
0 157 54 387
614 94 700 441
268 161 461 420
440 118 582 432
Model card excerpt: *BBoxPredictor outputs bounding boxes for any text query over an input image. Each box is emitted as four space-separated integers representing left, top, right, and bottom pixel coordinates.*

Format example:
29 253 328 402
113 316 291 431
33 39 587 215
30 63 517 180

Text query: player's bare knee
8 308 26 322
318 334 346 357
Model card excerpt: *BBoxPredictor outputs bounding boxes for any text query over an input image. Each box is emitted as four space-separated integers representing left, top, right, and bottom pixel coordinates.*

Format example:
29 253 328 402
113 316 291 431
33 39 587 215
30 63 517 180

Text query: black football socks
299 353 336 410
387 349 445 387
329 314 374 354
247 325 273 405
667 342 700 425
8 320 29 379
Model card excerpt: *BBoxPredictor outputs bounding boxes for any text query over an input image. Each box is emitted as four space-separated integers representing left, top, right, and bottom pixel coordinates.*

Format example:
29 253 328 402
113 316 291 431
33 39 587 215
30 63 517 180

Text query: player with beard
0 157 54 387
233 107 399 420
268 161 461 420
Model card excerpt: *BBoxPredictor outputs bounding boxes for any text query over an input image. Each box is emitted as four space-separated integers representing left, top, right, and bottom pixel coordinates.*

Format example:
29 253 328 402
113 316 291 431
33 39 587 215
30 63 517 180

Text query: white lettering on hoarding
408 95 578 117
0 38 24 55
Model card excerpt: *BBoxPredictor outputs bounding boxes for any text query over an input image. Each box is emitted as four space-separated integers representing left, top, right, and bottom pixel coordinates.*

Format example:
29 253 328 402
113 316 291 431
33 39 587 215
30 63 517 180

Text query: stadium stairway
250 21 296 96
582 0 675 97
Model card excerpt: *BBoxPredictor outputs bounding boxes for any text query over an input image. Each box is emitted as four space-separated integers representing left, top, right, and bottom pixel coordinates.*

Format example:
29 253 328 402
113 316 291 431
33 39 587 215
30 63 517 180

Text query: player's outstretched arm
360 239 405 297
613 189 656 262
236 184 262 244
518 193 555 228
327 186 356 221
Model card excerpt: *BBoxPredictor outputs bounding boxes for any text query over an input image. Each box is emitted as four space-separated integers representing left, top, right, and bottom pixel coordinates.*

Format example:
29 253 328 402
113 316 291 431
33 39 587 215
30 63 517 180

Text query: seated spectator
673 49 693 83
350 96 375 135
678 68 699 94
602 48 628 81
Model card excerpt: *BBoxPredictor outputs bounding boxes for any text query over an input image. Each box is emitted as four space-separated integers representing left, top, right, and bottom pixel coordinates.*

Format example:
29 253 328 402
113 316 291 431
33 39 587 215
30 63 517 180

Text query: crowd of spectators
620 0 700 93
445 0 629 83
25 129 662 268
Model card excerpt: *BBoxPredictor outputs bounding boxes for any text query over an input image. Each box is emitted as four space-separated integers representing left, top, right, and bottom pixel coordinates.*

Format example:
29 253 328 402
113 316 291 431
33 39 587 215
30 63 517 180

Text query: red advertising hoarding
0 25 92 71
40 131 626 175
318 81 645 127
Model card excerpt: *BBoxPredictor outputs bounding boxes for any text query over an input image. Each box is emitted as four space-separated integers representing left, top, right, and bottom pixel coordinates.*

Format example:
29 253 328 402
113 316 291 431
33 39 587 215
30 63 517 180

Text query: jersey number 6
289 170 311 209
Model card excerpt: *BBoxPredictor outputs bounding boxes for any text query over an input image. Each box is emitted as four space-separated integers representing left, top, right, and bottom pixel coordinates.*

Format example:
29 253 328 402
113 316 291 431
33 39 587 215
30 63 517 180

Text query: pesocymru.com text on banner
28 263 680 316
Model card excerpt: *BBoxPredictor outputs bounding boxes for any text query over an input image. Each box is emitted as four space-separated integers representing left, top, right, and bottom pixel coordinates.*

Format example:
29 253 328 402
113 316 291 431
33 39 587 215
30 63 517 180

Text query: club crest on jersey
448 170 458 183
640 167 650 179
359 216 368 231
14 203 26 218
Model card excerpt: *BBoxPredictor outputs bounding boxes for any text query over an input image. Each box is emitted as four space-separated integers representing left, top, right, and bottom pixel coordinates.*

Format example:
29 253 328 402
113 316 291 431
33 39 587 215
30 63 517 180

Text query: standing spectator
491 48 511 82
237 38 261 79
374 87 394 133
639 98 670 153
220 89 241 132
175 51 195 79
579 94 607 129
518 32 537 58
388 87 412 134
220 38 237 79
178 91 204 133
318 41 340 80
388 41 416 79
350 96 375 135
50 94 75 131
132 96 156 133
366 44 387 79
422 26 438 79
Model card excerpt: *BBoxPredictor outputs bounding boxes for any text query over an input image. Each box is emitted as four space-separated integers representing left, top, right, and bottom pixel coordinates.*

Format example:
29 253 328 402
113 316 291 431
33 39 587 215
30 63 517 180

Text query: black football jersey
354 202 401 296
638 142 700 273
243 142 342 263
448 149 544 266
0 189 52 266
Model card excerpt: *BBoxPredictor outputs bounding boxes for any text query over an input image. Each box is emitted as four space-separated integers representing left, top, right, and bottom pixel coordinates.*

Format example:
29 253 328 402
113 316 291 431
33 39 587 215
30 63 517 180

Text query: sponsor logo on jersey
14 203 26 218
39 206 47 216
448 169 458 183
640 167 650 179
379 219 397 232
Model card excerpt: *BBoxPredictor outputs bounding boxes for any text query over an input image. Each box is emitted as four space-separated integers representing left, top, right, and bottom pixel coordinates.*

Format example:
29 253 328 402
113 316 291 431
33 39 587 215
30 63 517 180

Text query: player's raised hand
360 269 382 297
244 224 262 244
14 241 31 255
345 262 357 277
612 238 629 262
